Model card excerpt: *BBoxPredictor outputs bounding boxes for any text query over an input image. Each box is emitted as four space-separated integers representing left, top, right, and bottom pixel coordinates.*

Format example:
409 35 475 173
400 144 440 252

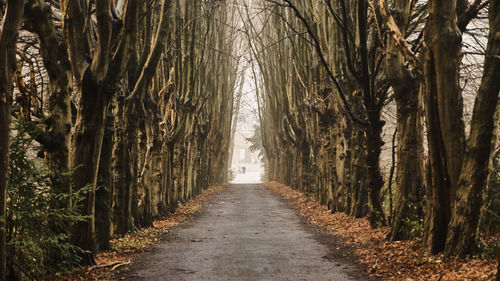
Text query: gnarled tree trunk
0 2 24 279
422 0 465 253
445 0 500 257
376 0 425 241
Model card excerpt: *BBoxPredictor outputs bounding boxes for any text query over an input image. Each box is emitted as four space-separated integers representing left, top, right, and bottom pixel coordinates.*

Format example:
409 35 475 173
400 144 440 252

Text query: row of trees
0 1 239 279
247 0 499 261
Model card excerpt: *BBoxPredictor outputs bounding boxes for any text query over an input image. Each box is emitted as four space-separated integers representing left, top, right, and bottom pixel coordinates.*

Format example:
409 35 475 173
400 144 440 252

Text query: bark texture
377 0 425 241
0 1 25 279
423 0 465 254
445 0 500 257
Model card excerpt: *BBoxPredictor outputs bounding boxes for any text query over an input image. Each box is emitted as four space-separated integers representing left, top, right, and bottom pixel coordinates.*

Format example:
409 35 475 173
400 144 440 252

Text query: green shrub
6 120 88 280
228 168 235 181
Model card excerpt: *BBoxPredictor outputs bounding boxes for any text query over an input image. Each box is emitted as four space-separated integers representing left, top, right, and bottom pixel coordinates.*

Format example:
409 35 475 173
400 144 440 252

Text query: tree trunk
365 108 387 227
95 105 114 250
65 0 139 265
445 0 500 256
349 123 368 218
496 257 500 281
376 0 425 241
227 71 246 168
358 0 386 228
423 0 465 254
423 49 453 253
70 73 110 265
112 92 134 235
0 2 25 279
389 84 424 240
23 0 75 267
24 0 73 177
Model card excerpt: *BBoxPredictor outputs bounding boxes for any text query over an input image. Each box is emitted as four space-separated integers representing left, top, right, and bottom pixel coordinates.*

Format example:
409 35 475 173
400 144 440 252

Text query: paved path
118 184 367 281
231 171 262 184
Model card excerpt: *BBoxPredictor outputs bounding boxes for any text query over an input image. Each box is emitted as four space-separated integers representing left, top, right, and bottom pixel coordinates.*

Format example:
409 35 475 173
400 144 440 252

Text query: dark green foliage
401 213 424 239
228 169 235 181
246 125 266 159
6 121 88 280
246 125 264 159
246 124 268 180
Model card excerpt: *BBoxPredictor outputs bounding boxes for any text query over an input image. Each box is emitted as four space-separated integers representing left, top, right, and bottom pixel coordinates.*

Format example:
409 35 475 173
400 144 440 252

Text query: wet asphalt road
117 184 366 281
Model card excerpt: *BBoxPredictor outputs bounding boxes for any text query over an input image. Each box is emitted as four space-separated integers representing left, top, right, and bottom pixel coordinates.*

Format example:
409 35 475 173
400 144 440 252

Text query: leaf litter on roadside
264 181 497 281
41 184 227 281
